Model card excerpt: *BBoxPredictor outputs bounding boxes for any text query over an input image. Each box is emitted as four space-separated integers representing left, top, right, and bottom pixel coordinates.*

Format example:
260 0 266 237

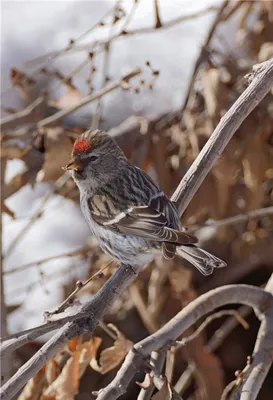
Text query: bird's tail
176 245 226 276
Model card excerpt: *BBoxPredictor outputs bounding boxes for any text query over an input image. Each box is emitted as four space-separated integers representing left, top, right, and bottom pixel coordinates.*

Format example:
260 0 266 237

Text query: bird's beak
62 157 82 171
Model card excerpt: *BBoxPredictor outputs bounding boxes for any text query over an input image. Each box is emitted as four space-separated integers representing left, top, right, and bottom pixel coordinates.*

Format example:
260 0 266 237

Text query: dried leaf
10 68 35 99
67 337 80 353
136 374 153 389
49 82 81 110
43 337 101 400
242 132 268 209
2 171 29 201
168 267 192 293
18 366 46 400
78 337 102 378
90 324 133 375
45 359 60 386
43 352 80 400
152 379 172 400
201 67 229 129
37 128 73 182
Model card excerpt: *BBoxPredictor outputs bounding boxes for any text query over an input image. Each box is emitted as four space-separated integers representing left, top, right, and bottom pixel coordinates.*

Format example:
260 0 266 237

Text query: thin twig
5 248 90 275
37 68 141 128
0 95 46 131
3 173 70 260
91 4 117 130
49 259 114 314
180 1 229 114
25 6 218 61
188 206 273 232
137 351 166 400
24 3 118 70
154 0 162 28
129 282 159 334
176 310 249 347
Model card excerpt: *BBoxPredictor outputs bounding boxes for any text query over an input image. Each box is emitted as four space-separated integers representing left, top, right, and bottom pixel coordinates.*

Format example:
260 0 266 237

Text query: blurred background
1 0 273 399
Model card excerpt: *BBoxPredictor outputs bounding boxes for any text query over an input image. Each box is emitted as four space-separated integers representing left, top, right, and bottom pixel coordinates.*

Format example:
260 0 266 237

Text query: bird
63 129 226 275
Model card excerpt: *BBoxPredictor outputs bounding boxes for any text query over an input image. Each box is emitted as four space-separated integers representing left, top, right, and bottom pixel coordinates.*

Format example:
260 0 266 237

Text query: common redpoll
64 130 226 275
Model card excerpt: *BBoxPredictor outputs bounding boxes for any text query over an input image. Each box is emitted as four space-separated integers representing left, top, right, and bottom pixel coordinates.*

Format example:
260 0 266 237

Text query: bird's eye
89 155 99 162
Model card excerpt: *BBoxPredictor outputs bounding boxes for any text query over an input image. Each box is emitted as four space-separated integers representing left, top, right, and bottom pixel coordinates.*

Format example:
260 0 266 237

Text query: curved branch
96 285 272 400
232 274 273 400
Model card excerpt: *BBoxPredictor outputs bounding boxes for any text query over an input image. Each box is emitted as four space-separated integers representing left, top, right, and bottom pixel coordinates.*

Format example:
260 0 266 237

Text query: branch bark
231 274 273 400
0 95 46 131
1 58 273 400
173 57 273 215
96 285 272 399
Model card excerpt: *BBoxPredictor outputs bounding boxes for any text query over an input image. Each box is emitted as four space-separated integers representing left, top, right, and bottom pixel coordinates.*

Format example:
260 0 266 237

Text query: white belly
80 197 156 266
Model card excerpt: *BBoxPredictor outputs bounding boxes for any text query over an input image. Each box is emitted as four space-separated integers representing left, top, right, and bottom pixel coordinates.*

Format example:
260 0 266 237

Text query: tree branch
137 351 165 400
0 95 46 131
173 57 273 215
37 68 141 128
176 310 249 346
95 285 272 399
231 274 273 400
1 59 273 400
188 206 273 232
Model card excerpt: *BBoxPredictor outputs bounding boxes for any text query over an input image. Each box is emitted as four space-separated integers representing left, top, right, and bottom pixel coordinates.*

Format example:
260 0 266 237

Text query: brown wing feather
91 205 198 245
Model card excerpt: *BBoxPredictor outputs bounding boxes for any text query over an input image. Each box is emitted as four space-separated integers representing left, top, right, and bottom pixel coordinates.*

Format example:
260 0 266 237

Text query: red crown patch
73 137 92 153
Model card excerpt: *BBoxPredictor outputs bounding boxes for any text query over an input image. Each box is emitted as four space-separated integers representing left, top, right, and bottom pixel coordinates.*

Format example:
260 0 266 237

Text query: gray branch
172 57 273 215
96 285 272 399
231 274 273 400
1 58 273 400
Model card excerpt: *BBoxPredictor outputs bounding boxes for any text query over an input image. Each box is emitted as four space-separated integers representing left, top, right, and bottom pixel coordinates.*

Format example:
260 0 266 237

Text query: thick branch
0 264 138 400
96 285 272 399
173 58 273 214
232 274 273 400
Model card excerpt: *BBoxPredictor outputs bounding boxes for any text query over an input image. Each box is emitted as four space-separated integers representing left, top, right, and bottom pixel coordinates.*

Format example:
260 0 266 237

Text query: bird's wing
88 165 197 245
90 195 198 245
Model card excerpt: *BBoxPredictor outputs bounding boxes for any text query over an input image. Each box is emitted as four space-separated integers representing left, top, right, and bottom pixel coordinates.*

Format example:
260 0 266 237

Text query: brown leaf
90 324 133 375
152 379 172 400
67 337 80 353
168 267 192 293
10 68 35 99
18 366 46 400
37 128 73 182
49 82 81 110
43 352 80 400
201 67 229 129
42 337 101 400
136 374 153 389
2 171 29 201
45 359 60 386
78 337 102 378
242 131 269 209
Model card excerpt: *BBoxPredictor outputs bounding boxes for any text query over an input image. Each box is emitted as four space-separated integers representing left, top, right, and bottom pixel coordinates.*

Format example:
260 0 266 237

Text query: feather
176 245 226 276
